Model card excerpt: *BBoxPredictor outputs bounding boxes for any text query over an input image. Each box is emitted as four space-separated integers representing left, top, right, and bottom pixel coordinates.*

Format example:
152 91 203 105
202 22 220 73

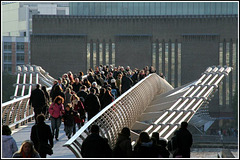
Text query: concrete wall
31 15 238 79
31 35 87 77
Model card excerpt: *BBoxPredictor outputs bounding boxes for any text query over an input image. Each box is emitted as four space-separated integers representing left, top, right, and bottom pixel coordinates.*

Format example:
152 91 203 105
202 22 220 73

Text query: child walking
62 103 78 139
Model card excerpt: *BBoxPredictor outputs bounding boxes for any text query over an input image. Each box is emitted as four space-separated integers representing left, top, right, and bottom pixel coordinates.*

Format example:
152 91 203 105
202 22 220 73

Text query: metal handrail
2 64 55 129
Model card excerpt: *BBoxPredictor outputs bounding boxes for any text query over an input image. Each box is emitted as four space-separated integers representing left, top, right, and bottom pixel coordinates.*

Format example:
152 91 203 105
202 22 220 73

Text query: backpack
111 89 117 99
167 135 178 154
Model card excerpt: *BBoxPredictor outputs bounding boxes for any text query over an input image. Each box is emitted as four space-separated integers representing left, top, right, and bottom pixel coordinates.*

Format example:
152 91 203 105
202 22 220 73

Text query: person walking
30 114 53 158
133 132 159 158
48 95 65 141
71 94 86 135
81 125 112 158
151 132 170 158
29 84 46 122
62 103 78 139
77 85 88 105
64 87 73 108
51 85 65 103
12 140 40 158
113 127 133 158
121 72 133 94
2 125 18 158
41 85 50 118
101 87 114 109
175 122 193 158
84 88 101 120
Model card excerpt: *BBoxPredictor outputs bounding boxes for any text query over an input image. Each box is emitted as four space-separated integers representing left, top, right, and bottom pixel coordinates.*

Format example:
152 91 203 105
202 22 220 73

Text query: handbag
35 126 53 155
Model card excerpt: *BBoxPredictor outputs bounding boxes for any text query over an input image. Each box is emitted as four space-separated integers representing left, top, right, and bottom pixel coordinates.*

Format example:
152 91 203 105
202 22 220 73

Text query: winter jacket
49 103 64 118
113 133 133 158
62 108 78 126
64 92 72 107
72 83 82 93
85 93 101 120
51 90 65 102
2 135 18 158
175 128 193 158
134 141 160 158
12 152 41 158
77 91 88 104
121 75 133 93
81 133 112 158
30 122 54 153
73 101 85 123
101 92 114 109
29 88 46 109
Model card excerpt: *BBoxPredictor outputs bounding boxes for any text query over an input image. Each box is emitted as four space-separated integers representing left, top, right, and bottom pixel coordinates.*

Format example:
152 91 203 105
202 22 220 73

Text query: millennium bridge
2 64 234 158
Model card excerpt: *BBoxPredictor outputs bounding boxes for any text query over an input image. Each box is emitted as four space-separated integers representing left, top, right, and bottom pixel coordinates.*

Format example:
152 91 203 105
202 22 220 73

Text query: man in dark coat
29 84 46 121
81 125 112 158
176 122 193 158
121 72 133 94
77 85 88 105
30 114 53 158
84 88 101 120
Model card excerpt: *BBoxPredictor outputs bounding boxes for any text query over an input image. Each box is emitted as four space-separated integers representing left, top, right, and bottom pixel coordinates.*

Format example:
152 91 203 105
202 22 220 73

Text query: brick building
31 2 238 128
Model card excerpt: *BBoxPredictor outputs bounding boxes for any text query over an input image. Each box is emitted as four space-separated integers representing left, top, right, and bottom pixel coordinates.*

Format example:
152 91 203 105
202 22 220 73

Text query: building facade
31 2 238 125
2 2 69 73
2 36 29 74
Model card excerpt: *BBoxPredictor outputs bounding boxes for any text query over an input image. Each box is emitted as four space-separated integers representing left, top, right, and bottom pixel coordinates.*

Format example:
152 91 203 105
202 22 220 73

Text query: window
178 43 181 86
152 43 156 69
159 43 162 73
4 42 12 51
165 43 168 81
106 43 109 65
99 43 103 65
112 43 115 66
93 43 97 69
232 42 237 93
218 43 223 106
17 42 24 51
4 53 12 62
87 43 91 70
17 53 25 62
171 43 175 86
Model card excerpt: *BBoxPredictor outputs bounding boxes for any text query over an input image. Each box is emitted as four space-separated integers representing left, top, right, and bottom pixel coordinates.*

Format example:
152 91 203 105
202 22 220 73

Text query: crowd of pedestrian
80 122 192 158
2 64 169 158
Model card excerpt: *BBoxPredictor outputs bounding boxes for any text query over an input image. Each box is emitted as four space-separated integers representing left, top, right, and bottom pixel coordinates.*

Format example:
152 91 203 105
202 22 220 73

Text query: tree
2 72 16 103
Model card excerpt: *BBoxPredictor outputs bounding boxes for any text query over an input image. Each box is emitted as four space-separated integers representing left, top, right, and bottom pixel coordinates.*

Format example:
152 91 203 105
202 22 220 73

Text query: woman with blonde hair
12 140 40 158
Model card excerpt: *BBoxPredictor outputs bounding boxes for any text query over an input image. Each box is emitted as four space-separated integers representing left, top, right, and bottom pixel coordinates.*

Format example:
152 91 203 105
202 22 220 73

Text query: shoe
55 138 59 141
68 136 71 139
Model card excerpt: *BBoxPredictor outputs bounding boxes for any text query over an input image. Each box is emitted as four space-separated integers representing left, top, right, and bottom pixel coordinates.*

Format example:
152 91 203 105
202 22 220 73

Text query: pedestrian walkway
12 120 75 158
11 121 238 158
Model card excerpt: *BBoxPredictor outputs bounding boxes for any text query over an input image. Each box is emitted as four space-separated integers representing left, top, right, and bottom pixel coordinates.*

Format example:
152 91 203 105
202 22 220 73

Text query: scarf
22 151 31 158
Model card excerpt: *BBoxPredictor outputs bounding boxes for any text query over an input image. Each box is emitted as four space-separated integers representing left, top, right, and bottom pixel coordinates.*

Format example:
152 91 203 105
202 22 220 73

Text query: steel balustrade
2 65 56 129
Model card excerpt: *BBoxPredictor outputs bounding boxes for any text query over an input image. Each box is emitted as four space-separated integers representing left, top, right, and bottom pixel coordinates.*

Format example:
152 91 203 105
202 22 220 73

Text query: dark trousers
73 122 84 135
34 107 43 122
39 152 47 158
